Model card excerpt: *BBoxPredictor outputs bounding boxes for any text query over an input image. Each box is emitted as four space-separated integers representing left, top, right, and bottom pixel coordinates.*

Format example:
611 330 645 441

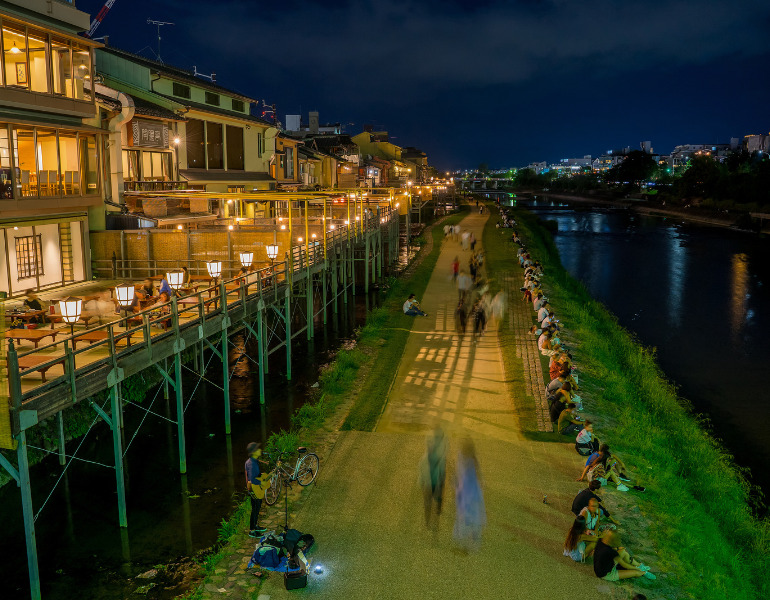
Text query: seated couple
403 294 429 317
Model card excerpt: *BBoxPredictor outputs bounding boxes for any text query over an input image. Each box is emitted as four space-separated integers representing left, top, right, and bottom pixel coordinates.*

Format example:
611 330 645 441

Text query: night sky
77 0 770 170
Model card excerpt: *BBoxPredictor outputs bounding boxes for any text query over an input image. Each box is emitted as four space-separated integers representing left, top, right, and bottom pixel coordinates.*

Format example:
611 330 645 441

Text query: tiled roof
99 46 256 102
96 91 185 121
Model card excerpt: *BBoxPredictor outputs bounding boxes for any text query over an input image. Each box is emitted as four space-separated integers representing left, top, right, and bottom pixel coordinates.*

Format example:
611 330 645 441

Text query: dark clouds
80 0 770 168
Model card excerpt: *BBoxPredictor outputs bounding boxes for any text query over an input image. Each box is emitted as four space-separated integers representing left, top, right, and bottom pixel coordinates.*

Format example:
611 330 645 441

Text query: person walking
469 232 476 251
245 442 267 537
455 300 467 335
419 425 448 529
454 439 486 552
472 299 487 341
452 256 460 282
457 270 473 302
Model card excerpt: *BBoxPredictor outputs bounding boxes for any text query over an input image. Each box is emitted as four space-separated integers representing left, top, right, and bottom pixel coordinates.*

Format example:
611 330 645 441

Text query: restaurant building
0 0 102 297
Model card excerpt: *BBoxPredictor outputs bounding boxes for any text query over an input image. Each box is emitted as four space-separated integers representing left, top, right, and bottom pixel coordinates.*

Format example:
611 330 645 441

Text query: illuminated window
285 147 294 178
72 44 91 100
59 132 79 194
3 26 27 89
15 235 43 280
36 129 59 196
79 134 99 194
50 38 72 96
27 29 48 94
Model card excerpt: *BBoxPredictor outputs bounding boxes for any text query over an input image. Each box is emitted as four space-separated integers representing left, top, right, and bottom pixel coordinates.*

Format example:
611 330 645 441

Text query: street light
239 251 253 268
207 260 222 285
166 271 185 291
58 297 82 337
266 244 278 265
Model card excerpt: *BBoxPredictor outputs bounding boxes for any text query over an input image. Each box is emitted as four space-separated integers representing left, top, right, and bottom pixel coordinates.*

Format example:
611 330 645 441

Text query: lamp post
58 297 82 337
239 251 253 269
166 271 185 294
207 260 222 286
266 244 278 266
115 284 134 327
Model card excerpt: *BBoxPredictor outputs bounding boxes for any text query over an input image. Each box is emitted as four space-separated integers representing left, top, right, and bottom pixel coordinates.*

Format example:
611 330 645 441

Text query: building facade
0 0 102 296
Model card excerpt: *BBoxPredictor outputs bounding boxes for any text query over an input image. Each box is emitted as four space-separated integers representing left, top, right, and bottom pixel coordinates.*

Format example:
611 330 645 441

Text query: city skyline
78 0 770 170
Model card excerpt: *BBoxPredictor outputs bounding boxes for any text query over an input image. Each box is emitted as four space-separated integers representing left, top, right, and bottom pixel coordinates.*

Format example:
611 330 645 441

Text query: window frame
205 91 220 106
173 81 191 99
15 234 44 280
231 98 244 112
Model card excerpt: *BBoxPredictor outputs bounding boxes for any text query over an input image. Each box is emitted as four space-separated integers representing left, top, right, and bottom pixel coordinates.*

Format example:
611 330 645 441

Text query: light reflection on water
528 203 770 496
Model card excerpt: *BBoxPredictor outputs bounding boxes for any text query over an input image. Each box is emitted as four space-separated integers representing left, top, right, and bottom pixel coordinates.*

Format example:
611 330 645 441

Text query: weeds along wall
503 206 769 600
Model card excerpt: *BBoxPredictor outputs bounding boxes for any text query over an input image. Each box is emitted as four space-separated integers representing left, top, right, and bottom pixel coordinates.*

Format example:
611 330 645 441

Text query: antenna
193 66 216 83
147 19 174 63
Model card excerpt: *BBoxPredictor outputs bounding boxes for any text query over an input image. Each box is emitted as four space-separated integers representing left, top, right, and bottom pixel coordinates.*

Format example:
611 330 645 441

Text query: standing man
245 442 267 537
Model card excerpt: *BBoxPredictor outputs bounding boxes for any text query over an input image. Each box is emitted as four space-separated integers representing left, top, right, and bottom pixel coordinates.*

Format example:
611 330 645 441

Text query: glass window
36 129 59 196
14 128 36 197
3 26 28 90
15 235 43 280
150 152 172 180
226 125 244 170
59 132 79 194
79 134 98 194
122 149 139 182
257 132 264 158
173 82 190 98
232 99 244 112
185 119 205 168
141 151 152 180
72 44 91 100
206 122 223 169
50 38 71 96
27 29 48 94
205 91 220 106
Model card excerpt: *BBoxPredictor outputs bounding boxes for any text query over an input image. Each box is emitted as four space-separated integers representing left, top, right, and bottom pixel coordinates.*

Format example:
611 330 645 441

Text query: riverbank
539 192 770 232
496 203 769 600
181 207 468 600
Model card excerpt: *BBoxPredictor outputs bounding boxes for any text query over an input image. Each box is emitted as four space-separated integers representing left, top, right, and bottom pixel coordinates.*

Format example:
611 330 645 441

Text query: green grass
341 206 470 430
486 202 770 600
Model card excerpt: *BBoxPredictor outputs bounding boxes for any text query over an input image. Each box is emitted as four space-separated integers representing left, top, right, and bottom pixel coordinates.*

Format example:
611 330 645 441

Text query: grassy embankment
184 206 469 597
484 204 769 600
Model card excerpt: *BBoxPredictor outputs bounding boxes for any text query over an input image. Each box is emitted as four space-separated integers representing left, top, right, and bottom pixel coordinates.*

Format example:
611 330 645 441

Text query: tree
677 155 723 198
606 150 657 186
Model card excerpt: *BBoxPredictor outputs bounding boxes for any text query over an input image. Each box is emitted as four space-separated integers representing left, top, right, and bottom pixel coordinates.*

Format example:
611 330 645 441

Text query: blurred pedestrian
457 270 473 302
454 438 486 552
452 256 460 282
455 300 467 335
419 425 447 529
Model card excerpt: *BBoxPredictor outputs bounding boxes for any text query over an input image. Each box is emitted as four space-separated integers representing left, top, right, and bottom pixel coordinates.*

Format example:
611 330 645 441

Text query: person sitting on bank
557 403 583 435
23 289 44 323
578 445 630 491
593 530 655 582
403 294 429 317
571 480 620 527
575 420 599 455
563 516 596 563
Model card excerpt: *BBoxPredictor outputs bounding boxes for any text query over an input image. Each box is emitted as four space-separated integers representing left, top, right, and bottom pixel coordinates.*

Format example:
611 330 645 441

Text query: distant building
744 133 770 153
526 161 547 174
285 111 342 136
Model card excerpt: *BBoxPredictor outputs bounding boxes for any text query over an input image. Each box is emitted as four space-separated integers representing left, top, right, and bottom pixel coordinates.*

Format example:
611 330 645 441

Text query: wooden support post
364 233 369 294
285 289 292 381
174 352 187 474
256 301 266 404
331 252 338 315
56 412 65 466
322 262 328 325
342 243 348 304
221 320 231 435
351 242 356 296
306 274 313 340
163 357 169 400
16 430 41 600
110 384 128 527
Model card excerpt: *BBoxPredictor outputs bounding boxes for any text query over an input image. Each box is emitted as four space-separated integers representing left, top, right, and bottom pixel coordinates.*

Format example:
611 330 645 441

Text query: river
1 289 379 600
524 197 770 501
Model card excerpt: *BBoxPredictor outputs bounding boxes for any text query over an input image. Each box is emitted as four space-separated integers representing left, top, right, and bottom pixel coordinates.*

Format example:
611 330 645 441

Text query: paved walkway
258 211 642 599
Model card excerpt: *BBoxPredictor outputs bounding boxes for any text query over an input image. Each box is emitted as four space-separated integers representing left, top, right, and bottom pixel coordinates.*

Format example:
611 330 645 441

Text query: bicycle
264 446 320 506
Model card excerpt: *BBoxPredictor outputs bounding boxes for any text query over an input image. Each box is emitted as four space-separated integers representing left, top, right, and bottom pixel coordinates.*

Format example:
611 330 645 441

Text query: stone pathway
256 210 658 599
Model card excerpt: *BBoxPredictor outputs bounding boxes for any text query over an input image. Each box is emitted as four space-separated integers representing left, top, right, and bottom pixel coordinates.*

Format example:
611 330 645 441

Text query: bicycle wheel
264 472 282 505
296 453 319 486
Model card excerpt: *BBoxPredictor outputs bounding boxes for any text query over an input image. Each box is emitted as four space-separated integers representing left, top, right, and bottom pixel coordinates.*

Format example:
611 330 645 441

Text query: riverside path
259 210 632 599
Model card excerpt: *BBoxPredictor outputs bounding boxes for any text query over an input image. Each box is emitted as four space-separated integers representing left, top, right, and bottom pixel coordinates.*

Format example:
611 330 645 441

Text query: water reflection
730 253 750 344
667 228 687 325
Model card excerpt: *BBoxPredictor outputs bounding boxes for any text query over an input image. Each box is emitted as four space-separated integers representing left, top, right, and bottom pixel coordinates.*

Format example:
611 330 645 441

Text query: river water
525 198 770 500
1 290 379 600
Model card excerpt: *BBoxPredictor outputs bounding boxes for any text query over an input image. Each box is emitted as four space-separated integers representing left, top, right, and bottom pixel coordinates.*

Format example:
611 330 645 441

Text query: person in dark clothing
594 530 654 581
23 290 44 323
571 480 620 526
245 442 267 537
455 300 467 335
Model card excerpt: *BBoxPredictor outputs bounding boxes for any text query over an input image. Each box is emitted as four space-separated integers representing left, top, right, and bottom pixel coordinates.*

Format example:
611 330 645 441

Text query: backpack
549 399 566 423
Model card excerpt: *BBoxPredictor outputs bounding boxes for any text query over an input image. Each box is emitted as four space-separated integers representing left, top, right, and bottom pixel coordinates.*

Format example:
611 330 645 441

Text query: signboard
131 120 169 149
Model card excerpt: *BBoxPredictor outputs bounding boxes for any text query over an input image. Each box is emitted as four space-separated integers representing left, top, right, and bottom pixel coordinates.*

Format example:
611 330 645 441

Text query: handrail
11 209 398 401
